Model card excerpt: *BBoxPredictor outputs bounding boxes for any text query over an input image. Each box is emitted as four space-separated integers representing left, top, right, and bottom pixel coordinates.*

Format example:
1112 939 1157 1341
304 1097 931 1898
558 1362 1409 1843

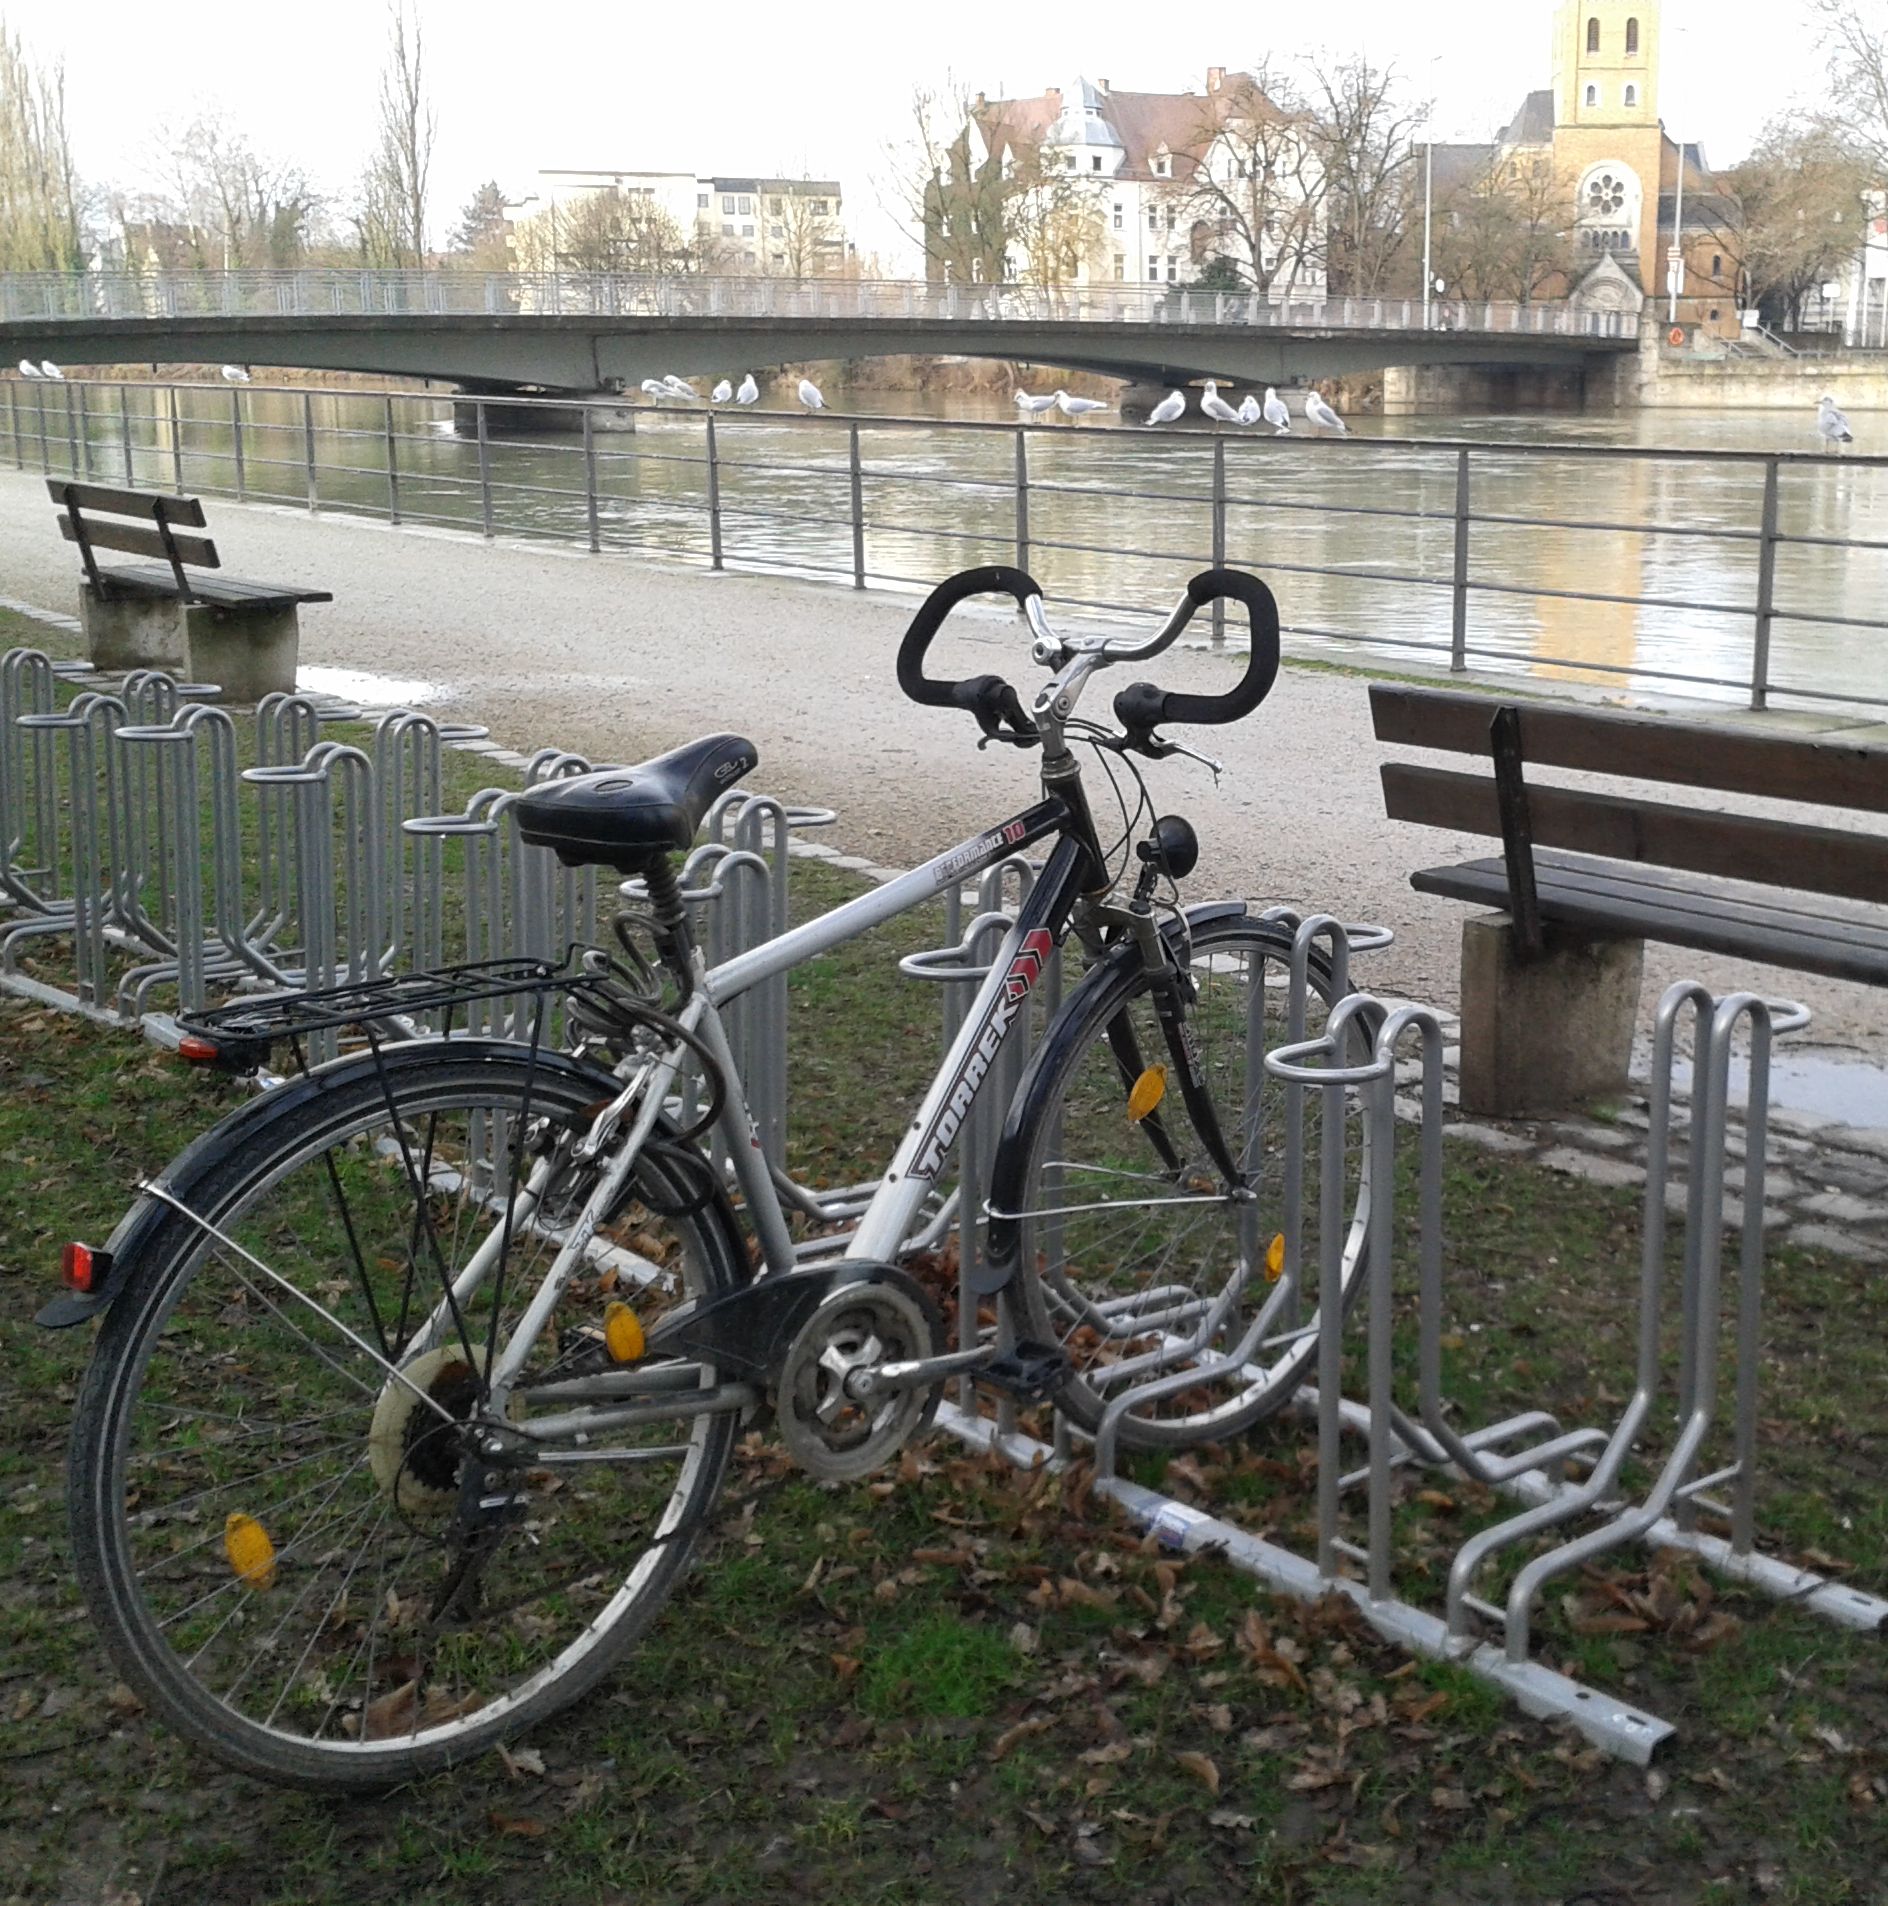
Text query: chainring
773 1266 943 1482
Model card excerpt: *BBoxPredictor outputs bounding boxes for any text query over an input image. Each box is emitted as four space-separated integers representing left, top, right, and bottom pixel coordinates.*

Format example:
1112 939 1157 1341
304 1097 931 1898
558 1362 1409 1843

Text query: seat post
638 853 697 970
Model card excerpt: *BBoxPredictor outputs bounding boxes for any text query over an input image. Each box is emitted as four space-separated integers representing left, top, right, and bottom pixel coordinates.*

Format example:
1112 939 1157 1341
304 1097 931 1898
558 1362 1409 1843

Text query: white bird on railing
1013 389 1058 419
736 372 759 405
661 375 698 399
1055 390 1108 421
1818 394 1855 447
38 360 63 381
1200 380 1242 426
17 359 40 379
1305 389 1347 436
1145 389 1186 427
711 378 733 404
1262 387 1291 434
798 378 825 410
221 364 251 383
1238 393 1262 426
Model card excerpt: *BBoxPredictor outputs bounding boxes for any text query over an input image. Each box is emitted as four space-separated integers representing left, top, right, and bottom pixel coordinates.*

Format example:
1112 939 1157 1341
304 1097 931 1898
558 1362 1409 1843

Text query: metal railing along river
7 373 1888 713
0 269 1631 337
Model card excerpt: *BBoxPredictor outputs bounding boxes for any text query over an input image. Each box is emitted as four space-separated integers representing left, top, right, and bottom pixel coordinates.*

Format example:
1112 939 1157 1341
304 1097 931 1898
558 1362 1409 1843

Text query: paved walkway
3 467 1885 1067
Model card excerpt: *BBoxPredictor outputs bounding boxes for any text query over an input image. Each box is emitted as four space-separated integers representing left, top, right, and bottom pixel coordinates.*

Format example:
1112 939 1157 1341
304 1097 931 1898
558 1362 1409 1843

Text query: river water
20 380 1888 710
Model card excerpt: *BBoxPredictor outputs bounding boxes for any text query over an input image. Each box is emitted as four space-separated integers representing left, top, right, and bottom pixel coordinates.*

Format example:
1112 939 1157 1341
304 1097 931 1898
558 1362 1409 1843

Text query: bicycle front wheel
68 1042 741 1789
1000 913 1369 1450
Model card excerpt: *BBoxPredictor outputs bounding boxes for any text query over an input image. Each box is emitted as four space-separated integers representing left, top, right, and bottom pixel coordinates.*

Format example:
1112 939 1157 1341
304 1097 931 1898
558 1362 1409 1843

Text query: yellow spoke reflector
224 1511 277 1590
1265 1234 1286 1282
604 1300 646 1364
1127 1064 1168 1124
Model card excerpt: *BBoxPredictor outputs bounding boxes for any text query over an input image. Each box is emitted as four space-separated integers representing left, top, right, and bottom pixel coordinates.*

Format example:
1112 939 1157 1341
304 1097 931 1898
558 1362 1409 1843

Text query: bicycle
44 564 1369 1788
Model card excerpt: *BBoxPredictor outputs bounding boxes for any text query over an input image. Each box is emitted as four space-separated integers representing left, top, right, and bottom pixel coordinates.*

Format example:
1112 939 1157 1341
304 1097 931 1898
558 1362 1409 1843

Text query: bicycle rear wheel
999 913 1369 1449
68 1042 740 1789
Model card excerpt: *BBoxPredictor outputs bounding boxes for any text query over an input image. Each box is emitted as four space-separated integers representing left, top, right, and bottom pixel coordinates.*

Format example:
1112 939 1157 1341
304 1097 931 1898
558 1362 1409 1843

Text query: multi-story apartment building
506 169 850 276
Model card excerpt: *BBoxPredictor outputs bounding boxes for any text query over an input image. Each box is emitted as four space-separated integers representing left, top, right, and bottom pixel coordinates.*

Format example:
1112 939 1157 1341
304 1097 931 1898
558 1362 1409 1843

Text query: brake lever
1096 729 1225 782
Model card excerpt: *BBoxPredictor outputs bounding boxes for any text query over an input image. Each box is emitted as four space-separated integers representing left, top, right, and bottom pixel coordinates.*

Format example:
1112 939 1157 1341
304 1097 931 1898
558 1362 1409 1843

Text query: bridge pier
450 391 637 436
1380 361 1591 415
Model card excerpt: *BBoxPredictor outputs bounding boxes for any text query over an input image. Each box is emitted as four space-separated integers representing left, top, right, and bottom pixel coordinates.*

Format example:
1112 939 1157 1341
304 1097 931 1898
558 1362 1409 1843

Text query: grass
0 605 1884 1901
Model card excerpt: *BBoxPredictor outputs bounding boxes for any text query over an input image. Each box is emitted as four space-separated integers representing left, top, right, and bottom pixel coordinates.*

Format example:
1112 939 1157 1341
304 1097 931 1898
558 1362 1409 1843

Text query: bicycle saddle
513 733 759 870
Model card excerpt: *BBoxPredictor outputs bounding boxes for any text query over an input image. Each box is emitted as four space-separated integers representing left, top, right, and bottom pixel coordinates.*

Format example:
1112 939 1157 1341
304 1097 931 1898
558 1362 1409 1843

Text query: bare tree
1818 1 1888 170
117 114 322 271
764 183 840 277
1311 57 1427 296
1007 153 1108 294
888 79 1012 285
355 2 434 267
1723 115 1873 327
0 19 83 271
1433 150 1576 302
510 190 703 275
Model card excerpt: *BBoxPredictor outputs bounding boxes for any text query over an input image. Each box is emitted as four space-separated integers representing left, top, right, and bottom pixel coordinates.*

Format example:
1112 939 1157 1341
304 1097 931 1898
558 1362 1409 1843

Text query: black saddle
512 733 759 871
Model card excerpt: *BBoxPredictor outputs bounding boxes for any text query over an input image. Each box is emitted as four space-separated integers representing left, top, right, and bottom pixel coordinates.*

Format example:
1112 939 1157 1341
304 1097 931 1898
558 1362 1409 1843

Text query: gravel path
5 467 1884 1051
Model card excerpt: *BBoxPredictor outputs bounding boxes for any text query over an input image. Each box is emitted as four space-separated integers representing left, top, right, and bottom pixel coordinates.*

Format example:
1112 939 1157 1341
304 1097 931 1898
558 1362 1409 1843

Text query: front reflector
224 1512 277 1589
603 1301 645 1364
1127 1065 1168 1123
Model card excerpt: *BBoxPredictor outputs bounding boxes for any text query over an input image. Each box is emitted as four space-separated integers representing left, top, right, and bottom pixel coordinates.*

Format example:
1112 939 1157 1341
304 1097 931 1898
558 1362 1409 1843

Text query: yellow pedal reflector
1127 1064 1168 1123
224 1511 277 1590
1265 1234 1286 1282
603 1300 645 1364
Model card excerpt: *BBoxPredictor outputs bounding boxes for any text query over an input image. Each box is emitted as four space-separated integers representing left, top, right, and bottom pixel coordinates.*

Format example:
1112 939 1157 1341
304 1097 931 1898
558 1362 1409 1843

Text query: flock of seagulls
16 358 61 380
1139 381 1344 436
1010 388 1111 422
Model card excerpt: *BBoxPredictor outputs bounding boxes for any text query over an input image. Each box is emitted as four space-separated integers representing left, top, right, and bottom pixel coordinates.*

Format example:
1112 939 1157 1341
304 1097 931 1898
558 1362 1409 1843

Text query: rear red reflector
176 1035 221 1064
61 1242 109 1293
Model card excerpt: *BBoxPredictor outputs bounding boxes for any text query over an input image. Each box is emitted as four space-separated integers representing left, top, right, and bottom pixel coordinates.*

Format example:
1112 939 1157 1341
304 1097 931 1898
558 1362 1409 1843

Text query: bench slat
1411 855 1888 986
1382 761 1888 905
94 563 332 608
43 479 207 528
62 516 218 570
1370 683 1888 816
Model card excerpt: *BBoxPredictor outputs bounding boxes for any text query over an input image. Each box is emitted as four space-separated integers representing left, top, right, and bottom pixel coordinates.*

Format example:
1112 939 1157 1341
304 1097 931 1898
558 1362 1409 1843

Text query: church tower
1552 0 1660 130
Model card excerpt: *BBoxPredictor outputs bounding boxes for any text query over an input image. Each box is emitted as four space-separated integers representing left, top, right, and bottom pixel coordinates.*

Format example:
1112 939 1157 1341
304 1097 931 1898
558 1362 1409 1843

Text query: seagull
661 375 698 400
1818 394 1855 447
1238 393 1262 426
736 372 759 405
1013 389 1058 419
1305 389 1347 436
38 360 63 381
1055 390 1109 421
1263 387 1292 434
711 378 733 404
1145 389 1186 427
798 378 825 410
220 365 251 383
1200 380 1242 426
17 359 40 379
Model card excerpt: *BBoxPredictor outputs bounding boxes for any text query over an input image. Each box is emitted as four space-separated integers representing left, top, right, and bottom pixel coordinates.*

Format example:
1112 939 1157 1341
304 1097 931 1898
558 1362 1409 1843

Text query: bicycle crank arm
845 1343 998 1401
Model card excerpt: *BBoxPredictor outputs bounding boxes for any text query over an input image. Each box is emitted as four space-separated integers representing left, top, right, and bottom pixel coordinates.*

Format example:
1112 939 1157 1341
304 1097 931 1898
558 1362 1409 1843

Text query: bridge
0 270 1635 398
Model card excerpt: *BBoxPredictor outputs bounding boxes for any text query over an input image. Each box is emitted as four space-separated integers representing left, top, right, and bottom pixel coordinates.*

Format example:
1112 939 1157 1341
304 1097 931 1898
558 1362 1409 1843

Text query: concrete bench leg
80 582 185 672
184 604 300 703
1457 912 1644 1118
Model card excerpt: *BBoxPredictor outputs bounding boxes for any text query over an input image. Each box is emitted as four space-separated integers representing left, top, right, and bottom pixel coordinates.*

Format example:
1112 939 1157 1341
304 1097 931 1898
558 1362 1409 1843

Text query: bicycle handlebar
896 565 1043 743
1110 569 1282 740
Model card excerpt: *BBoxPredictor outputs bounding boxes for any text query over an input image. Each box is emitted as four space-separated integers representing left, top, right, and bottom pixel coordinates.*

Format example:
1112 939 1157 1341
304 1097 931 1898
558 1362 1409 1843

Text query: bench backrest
1371 683 1888 908
47 479 219 602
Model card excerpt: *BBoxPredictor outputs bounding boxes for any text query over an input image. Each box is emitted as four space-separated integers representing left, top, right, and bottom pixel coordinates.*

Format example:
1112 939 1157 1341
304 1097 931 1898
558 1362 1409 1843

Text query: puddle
299 665 445 707
1637 1045 1888 1129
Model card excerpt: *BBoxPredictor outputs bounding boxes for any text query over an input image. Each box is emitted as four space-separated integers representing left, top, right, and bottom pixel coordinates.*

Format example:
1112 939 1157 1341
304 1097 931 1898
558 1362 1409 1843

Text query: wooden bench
49 479 331 702
1371 682 1888 1116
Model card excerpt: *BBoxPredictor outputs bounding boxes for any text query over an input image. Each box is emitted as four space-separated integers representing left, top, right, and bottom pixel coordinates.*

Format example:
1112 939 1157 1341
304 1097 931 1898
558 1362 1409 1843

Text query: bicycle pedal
975 1340 1070 1403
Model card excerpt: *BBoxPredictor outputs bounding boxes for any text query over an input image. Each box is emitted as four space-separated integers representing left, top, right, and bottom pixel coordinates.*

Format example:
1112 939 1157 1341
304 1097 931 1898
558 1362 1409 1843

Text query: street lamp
1422 140 1435 330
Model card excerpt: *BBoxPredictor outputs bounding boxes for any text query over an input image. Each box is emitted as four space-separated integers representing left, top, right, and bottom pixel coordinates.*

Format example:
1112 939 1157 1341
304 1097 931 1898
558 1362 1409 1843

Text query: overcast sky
13 0 1833 268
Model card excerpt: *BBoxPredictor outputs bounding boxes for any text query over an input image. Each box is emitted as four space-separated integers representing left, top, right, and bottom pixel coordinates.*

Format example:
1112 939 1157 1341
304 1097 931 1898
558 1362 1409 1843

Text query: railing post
848 421 866 589
582 402 601 553
230 386 245 501
1014 426 1030 572
1450 448 1472 673
384 393 400 524
1751 457 1781 712
75 383 91 478
167 383 182 492
118 382 133 485
1211 437 1228 646
303 391 318 511
476 400 494 539
63 385 78 476
8 379 20 469
705 412 723 570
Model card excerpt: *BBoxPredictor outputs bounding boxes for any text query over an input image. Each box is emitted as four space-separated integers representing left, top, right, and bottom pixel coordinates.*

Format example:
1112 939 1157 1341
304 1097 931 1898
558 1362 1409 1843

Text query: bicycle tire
997 913 1369 1450
68 1041 741 1790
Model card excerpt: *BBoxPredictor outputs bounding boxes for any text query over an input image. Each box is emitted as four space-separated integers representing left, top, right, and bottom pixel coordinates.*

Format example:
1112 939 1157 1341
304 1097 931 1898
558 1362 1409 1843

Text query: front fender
976 902 1247 1296
36 1039 633 1328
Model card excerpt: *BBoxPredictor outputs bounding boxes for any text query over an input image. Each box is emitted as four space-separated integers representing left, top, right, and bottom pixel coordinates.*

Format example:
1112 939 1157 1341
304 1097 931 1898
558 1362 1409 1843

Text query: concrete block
1457 913 1644 1119
80 581 185 672
1441 1121 1537 1154
1538 1146 1646 1189
183 602 299 703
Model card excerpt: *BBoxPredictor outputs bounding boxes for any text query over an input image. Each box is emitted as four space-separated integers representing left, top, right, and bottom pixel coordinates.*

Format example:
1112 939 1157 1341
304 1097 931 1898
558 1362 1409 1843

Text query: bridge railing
8 372 1882 713
0 269 1630 339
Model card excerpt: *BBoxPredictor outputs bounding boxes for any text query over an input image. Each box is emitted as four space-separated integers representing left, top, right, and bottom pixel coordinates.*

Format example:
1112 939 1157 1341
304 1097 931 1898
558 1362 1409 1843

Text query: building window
1092 155 1103 171
1587 15 1600 51
1626 15 1639 52
811 199 829 215
721 194 735 213
1148 210 1159 230
741 223 753 236
770 223 783 238
772 252 784 265
737 195 753 215
1167 259 1178 281
1113 206 1123 230
1712 252 1723 275
721 221 734 235
1148 263 1160 280
1624 84 1637 106
1586 84 1599 106
697 193 709 209
769 197 783 214
1114 257 1125 280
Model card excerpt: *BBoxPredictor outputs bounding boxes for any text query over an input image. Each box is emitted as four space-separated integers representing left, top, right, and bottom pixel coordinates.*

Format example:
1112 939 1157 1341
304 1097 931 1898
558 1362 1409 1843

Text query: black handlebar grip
1113 568 1282 733
897 565 1044 710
